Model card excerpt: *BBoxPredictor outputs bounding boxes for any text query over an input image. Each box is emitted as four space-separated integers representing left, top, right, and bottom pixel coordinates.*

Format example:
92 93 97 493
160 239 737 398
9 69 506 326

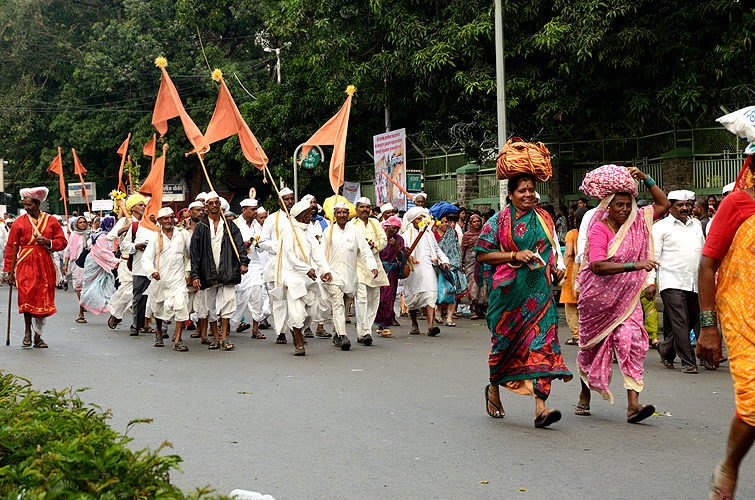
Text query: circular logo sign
300 148 321 170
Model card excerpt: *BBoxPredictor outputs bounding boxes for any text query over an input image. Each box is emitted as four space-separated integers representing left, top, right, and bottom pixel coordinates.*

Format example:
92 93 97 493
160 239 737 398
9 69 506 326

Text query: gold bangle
510 251 516 261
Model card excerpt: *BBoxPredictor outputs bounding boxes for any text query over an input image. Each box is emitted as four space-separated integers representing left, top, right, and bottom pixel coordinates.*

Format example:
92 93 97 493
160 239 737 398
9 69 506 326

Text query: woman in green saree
476 173 572 427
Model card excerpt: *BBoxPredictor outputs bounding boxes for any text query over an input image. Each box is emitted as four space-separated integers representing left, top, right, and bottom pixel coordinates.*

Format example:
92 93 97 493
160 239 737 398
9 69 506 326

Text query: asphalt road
2 288 752 500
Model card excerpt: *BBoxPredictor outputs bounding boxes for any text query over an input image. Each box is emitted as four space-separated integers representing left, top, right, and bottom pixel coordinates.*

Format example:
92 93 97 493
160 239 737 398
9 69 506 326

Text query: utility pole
264 47 281 84
495 0 508 209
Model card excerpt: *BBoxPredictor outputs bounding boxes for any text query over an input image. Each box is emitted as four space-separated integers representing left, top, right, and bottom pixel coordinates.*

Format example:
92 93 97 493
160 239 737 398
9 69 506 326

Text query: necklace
604 219 619 234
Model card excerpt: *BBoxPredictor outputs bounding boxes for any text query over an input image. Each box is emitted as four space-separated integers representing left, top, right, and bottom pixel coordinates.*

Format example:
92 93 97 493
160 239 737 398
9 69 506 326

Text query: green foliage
0 371 228 500
0 0 753 201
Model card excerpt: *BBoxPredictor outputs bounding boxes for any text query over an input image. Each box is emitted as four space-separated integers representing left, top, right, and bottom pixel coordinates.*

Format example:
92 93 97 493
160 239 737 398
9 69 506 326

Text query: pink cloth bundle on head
381 216 402 228
579 164 639 200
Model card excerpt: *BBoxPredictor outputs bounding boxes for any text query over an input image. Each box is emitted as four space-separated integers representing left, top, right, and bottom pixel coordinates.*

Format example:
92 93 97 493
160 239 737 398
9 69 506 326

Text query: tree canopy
0 0 752 202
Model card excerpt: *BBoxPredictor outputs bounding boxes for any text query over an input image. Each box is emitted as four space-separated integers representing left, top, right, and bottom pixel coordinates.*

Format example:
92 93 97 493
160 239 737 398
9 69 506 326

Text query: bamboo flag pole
325 160 345 261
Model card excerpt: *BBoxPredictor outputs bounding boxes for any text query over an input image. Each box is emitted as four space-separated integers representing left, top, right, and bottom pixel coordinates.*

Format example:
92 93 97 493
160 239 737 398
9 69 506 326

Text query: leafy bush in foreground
0 372 227 500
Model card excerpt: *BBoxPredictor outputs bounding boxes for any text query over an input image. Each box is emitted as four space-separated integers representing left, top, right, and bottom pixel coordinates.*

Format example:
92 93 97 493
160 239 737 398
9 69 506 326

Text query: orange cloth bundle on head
496 137 552 182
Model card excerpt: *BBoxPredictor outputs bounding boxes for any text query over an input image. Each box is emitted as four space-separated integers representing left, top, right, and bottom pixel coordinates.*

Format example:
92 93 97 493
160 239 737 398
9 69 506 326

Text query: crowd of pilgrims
3 162 754 498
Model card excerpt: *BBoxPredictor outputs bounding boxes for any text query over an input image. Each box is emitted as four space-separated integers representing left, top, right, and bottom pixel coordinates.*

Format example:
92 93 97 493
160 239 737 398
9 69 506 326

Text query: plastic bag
716 106 755 142
438 272 456 305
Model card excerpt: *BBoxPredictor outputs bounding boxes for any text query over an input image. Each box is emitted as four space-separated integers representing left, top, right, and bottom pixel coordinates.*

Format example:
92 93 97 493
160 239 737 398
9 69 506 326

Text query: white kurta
351 217 389 287
142 228 191 321
322 223 377 296
259 210 292 283
401 226 449 308
276 221 331 329
231 217 269 326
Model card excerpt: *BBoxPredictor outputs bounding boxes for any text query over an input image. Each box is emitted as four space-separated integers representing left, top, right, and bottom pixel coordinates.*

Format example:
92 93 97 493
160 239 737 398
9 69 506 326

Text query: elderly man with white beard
401 206 450 337
275 199 332 356
142 207 192 351
231 198 270 339
322 202 379 351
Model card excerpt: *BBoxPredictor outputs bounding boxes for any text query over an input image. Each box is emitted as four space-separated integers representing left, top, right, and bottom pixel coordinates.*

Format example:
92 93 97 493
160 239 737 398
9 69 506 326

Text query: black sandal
33 335 48 348
534 409 562 428
221 340 235 351
565 338 579 346
208 340 220 350
428 326 440 337
173 342 189 352
153 338 164 347
484 385 504 418
107 315 120 329
275 334 287 344
627 404 655 424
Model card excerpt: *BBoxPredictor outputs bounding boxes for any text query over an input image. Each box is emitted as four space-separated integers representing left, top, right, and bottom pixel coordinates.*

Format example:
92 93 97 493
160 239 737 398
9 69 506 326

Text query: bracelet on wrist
700 310 717 328
622 262 635 272
643 176 656 188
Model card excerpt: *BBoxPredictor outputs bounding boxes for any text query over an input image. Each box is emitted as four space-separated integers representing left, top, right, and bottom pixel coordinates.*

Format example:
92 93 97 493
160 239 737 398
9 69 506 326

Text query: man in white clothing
106 193 145 330
231 198 270 339
351 197 389 345
379 203 396 222
322 202 378 351
301 194 330 338
275 199 332 355
258 187 295 344
143 207 191 351
118 193 158 336
651 190 705 373
401 207 449 336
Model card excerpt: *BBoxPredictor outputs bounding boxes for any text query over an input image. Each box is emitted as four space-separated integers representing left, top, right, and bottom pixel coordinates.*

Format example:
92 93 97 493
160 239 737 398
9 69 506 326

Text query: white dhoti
286 287 317 330
404 290 436 311
108 260 133 320
326 283 352 337
355 283 380 339
204 284 236 321
152 283 190 322
231 283 271 329
311 282 331 325
267 281 288 335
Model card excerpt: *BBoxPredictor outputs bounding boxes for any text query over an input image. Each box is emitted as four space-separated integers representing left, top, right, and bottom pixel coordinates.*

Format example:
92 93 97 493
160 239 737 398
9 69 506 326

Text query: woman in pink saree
576 165 669 423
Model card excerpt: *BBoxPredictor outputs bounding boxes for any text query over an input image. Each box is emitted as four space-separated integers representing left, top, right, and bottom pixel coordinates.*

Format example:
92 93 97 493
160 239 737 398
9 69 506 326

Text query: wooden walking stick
6 242 17 346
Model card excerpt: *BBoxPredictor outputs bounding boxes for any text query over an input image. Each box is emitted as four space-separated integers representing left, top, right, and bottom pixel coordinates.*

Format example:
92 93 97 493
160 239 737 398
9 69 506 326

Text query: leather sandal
33 335 48 348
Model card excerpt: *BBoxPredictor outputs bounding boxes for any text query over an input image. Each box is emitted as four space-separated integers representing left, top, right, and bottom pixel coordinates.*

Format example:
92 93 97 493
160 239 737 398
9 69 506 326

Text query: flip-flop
534 409 562 428
21 336 32 348
445 322 456 327
428 326 440 337
575 403 591 416
75 316 87 323
484 385 504 418
627 404 655 424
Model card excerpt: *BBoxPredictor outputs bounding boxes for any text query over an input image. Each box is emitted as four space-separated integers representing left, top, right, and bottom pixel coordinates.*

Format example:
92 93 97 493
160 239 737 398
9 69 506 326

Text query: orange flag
46 147 66 202
301 86 355 194
71 148 92 215
194 79 268 169
143 134 156 158
151 66 206 152
116 133 131 193
138 144 167 232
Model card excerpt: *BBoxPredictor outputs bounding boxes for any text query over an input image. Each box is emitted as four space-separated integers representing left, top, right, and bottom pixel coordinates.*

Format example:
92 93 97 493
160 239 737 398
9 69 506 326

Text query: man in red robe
4 187 68 347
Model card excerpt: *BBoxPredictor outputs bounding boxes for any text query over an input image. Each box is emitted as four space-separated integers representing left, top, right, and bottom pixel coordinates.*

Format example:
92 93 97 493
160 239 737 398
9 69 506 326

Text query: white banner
91 199 113 212
342 181 361 205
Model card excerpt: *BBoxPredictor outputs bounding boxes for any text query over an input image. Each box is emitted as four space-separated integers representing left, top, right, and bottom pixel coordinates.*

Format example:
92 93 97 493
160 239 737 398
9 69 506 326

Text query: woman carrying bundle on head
575 164 670 423
479 137 571 427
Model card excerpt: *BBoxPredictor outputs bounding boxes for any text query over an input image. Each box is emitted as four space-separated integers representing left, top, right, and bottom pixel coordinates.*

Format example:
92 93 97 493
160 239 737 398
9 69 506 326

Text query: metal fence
345 127 749 206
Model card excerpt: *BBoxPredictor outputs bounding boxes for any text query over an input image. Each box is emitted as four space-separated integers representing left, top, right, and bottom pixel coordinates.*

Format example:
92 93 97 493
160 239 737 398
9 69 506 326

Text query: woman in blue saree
476 173 572 427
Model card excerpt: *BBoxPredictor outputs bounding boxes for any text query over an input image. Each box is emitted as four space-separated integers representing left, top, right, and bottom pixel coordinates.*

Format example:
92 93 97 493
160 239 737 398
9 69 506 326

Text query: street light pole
495 0 508 209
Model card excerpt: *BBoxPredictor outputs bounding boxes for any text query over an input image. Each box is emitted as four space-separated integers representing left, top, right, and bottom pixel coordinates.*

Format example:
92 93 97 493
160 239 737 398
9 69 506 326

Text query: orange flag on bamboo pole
71 148 92 215
301 85 355 194
151 58 206 153
193 74 268 169
116 133 131 193
46 147 69 224
46 147 66 202
138 144 167 232
143 133 157 171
